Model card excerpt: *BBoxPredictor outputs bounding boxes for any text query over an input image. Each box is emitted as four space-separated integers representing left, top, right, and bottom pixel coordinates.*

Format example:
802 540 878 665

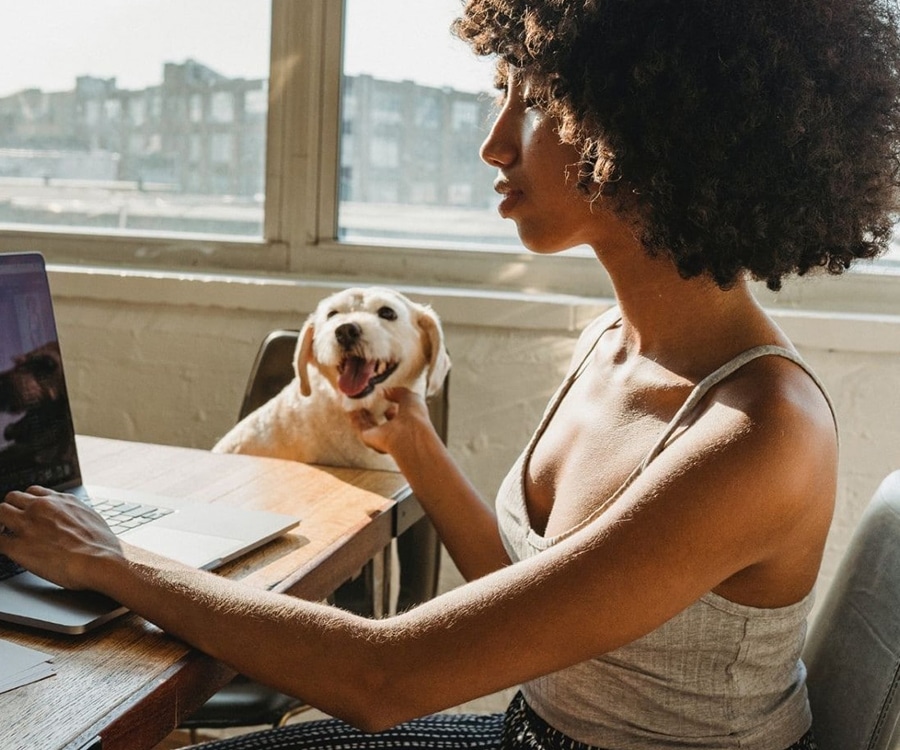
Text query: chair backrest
238 330 299 420
803 470 900 750
237 329 449 442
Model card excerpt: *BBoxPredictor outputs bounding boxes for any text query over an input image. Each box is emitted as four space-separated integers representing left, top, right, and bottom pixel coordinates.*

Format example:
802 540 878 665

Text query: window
244 86 267 116
451 101 480 131
0 0 270 239
0 0 894 307
415 97 442 130
369 137 399 170
189 94 205 124
211 133 233 164
338 0 519 250
210 91 234 124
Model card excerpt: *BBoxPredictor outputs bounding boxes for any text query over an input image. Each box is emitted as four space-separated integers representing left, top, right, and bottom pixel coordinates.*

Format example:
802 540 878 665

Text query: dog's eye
377 306 397 321
326 310 338 319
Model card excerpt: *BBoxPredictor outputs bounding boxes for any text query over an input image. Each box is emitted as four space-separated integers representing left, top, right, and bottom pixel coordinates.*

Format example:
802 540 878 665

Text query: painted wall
48 270 900 609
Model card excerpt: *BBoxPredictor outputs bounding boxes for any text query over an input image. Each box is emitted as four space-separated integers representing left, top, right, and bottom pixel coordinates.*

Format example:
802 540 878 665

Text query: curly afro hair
454 0 900 290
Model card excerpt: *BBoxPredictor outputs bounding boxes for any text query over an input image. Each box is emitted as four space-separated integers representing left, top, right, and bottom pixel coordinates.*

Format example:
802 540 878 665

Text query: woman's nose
480 111 517 168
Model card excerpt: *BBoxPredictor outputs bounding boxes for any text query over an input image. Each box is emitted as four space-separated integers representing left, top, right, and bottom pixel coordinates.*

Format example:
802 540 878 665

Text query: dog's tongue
338 357 376 397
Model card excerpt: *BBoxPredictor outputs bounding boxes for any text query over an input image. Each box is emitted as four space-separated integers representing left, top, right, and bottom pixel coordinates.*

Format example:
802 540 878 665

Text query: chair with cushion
803 470 900 750
182 329 446 736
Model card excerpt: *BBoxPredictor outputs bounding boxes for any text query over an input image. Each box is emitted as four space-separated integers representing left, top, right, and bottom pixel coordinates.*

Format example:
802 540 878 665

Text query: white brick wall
49 269 900 617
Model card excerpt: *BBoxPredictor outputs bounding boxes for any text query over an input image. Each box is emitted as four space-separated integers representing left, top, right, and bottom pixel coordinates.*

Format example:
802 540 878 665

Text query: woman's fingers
0 494 26 534
1 490 49 537
0 487 121 590
349 409 377 432
3 490 34 509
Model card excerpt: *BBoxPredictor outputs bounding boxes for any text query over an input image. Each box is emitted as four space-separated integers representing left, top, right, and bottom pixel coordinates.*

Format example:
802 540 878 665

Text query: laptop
0 252 300 634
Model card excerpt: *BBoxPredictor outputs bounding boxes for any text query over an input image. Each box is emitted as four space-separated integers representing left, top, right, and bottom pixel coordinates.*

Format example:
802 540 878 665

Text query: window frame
0 0 896 310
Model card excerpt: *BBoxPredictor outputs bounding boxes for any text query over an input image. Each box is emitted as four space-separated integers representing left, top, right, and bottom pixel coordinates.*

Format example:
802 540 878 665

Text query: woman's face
479 72 605 254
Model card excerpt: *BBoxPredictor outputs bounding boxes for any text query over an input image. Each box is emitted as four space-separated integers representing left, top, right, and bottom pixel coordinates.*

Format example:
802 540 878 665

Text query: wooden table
0 436 415 750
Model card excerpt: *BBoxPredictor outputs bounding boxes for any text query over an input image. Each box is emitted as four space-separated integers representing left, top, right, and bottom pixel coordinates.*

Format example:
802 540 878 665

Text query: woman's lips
497 189 524 218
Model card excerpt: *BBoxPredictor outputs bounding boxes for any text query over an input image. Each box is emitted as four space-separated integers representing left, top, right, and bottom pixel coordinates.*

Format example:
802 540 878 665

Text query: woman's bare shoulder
716 350 836 459
678 350 837 554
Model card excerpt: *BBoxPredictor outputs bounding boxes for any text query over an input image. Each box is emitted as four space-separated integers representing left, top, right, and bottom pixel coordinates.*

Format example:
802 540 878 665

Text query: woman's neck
595 243 775 378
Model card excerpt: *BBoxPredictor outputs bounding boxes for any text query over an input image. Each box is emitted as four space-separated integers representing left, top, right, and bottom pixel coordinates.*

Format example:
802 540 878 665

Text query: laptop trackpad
120 525 238 569
154 504 288 540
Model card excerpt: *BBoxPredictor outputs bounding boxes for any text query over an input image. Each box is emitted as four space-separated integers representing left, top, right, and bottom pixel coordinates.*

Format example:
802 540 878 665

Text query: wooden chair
181 329 446 735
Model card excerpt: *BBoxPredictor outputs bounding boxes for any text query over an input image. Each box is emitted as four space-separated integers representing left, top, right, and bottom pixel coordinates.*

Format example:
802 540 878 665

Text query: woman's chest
523 370 690 538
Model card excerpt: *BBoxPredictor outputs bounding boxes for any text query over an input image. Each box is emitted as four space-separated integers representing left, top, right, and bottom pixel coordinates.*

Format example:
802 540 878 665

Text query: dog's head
294 287 451 410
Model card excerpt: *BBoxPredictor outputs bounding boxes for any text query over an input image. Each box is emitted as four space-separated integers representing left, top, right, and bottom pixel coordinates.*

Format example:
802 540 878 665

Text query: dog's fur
213 287 451 471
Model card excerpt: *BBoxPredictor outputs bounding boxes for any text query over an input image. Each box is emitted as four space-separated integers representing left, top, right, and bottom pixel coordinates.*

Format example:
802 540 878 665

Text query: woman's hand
0 486 122 591
350 387 435 460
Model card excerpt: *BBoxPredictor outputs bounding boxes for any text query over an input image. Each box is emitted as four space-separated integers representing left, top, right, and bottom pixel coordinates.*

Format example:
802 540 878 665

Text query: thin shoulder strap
524 307 623 456
639 345 838 472
568 306 623 382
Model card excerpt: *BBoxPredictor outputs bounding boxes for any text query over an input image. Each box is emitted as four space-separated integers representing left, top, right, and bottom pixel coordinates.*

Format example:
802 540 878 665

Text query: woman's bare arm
0 374 835 732
353 387 512 580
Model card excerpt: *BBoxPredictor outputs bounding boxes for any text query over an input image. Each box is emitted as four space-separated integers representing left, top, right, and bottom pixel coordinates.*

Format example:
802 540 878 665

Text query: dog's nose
335 322 362 348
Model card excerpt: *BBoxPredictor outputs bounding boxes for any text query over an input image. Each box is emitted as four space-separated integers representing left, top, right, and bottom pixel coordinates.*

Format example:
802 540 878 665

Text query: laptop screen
0 253 81 497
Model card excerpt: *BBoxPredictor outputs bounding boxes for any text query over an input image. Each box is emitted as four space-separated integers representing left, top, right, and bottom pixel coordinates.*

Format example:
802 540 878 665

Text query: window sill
46 263 609 333
6 225 900 317
45 263 900 351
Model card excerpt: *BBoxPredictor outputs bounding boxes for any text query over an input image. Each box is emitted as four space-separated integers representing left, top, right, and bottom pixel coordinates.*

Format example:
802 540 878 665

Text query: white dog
213 287 451 471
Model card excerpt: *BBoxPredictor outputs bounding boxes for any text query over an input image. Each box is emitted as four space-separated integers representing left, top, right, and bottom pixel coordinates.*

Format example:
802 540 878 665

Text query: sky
0 0 494 97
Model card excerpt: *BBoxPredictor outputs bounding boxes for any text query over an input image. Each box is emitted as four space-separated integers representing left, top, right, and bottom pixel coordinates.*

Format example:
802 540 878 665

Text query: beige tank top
496 307 837 749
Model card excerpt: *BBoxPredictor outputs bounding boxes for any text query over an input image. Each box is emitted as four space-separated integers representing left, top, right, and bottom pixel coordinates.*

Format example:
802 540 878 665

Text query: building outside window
210 91 234 124
0 0 893 302
0 0 507 248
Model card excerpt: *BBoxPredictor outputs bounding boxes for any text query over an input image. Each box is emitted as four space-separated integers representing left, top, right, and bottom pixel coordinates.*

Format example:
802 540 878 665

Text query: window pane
340 0 520 250
0 0 269 238
341 1 900 270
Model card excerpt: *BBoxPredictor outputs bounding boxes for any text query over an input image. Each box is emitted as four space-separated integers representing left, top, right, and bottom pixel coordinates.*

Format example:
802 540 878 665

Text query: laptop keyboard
0 555 24 581
87 499 175 535
0 499 176 581
0 498 173 581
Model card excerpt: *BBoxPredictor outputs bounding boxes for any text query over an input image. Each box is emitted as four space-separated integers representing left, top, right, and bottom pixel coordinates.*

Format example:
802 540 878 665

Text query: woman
2 1 900 748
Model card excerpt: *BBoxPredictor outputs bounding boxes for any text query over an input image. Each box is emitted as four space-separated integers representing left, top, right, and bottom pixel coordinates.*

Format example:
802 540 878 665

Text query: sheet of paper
0 638 55 694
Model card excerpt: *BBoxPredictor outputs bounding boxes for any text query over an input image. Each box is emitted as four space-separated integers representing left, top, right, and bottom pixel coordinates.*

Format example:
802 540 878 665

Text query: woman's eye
377 306 397 321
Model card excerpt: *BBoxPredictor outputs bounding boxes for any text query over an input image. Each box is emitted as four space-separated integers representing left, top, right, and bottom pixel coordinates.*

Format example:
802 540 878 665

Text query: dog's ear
415 304 452 396
294 318 316 397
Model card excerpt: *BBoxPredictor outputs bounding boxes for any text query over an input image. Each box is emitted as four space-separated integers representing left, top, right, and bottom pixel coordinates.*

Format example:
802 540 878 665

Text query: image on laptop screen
0 254 80 497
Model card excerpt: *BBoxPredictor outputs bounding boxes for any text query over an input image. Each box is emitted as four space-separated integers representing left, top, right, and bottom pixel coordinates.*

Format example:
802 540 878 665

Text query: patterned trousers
191 691 819 750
